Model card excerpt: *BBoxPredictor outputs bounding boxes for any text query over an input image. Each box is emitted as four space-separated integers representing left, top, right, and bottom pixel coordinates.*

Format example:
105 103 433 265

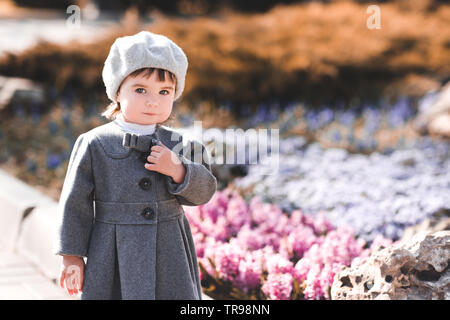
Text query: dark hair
101 67 177 126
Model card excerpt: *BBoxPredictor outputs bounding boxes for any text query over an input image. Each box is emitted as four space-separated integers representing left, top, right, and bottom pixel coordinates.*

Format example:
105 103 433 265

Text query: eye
160 90 170 95
135 88 146 94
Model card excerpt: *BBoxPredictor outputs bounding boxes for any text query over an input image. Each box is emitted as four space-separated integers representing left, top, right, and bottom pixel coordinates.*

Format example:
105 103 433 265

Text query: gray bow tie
122 132 159 153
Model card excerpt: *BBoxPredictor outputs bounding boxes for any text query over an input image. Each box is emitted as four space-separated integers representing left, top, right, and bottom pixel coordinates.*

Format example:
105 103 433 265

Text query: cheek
163 104 173 116
122 95 141 109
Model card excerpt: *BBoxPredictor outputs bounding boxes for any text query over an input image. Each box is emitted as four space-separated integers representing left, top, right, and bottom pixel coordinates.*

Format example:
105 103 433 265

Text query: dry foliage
0 1 448 111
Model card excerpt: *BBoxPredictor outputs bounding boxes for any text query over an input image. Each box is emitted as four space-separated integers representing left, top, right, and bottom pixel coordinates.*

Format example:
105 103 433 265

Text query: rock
414 81 450 138
400 208 450 244
211 164 248 190
331 231 450 300
428 114 450 138
0 75 44 110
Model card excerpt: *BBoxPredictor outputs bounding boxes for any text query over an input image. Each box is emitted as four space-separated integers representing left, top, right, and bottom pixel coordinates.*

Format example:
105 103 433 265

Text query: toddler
54 31 217 300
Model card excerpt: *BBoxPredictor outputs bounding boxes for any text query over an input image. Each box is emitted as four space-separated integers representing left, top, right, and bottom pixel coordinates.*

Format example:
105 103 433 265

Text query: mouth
143 113 156 116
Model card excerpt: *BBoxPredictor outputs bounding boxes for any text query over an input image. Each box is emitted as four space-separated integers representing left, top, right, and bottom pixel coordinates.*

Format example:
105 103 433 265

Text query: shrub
1 2 448 114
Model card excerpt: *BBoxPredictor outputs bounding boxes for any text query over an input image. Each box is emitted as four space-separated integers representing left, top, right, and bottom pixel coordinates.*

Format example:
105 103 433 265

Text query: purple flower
46 153 62 169
337 110 356 126
26 159 37 173
317 107 334 127
48 121 59 134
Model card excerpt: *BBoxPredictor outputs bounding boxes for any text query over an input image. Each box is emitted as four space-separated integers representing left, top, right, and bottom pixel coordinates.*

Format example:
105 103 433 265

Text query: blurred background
1 0 448 196
0 0 449 300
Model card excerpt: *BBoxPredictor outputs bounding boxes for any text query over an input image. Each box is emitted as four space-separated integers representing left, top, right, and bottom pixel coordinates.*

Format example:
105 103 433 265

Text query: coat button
141 207 153 220
139 178 151 190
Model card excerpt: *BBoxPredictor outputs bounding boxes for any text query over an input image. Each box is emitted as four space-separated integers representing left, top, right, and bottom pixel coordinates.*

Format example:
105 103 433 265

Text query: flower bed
184 188 392 299
233 134 450 242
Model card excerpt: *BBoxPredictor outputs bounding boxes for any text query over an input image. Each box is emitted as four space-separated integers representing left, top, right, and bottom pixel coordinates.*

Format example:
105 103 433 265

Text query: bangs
129 67 176 84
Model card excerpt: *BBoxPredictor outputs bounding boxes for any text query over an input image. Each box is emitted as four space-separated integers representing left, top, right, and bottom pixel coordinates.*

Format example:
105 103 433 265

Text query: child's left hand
144 141 186 183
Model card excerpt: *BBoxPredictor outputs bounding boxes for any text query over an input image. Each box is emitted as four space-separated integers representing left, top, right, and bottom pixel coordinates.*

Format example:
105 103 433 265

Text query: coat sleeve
53 133 95 258
166 139 217 206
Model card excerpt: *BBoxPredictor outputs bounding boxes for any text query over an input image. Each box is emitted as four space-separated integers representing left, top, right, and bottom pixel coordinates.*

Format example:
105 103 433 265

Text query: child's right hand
59 255 85 296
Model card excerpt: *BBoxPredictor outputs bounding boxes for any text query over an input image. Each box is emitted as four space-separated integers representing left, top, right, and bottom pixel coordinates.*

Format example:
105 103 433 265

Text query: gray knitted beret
102 31 188 102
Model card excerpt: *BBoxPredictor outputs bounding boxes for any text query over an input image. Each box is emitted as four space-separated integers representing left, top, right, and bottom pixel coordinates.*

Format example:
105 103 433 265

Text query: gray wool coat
53 120 217 300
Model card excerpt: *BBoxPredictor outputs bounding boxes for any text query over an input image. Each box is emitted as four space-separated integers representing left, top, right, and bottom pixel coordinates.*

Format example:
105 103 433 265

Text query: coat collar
91 121 184 159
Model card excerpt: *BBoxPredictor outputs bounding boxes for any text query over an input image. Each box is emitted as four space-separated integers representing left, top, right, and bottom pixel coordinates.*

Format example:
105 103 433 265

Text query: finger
79 270 84 291
65 277 70 294
60 272 66 288
150 150 161 157
65 271 75 294
150 149 161 155
71 273 79 294
66 283 72 295
144 163 157 171
151 145 164 152
147 155 159 163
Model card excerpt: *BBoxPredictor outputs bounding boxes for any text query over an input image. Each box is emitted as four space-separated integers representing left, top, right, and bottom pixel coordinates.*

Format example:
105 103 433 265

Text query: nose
145 99 157 107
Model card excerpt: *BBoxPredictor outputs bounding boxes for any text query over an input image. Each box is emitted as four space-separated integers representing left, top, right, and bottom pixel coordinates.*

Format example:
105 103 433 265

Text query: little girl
54 31 217 300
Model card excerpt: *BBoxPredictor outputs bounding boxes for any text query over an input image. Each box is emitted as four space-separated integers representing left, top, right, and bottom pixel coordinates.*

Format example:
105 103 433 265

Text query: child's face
116 70 175 125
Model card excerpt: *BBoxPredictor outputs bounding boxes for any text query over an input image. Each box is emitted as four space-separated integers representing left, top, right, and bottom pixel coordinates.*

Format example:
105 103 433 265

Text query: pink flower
262 273 293 300
370 234 393 252
184 188 393 300
302 264 323 300
249 197 282 227
234 252 262 293
291 226 369 299
235 225 266 250
312 211 335 235
226 195 251 234
214 243 246 281
287 225 317 259
265 254 294 275
198 257 213 281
